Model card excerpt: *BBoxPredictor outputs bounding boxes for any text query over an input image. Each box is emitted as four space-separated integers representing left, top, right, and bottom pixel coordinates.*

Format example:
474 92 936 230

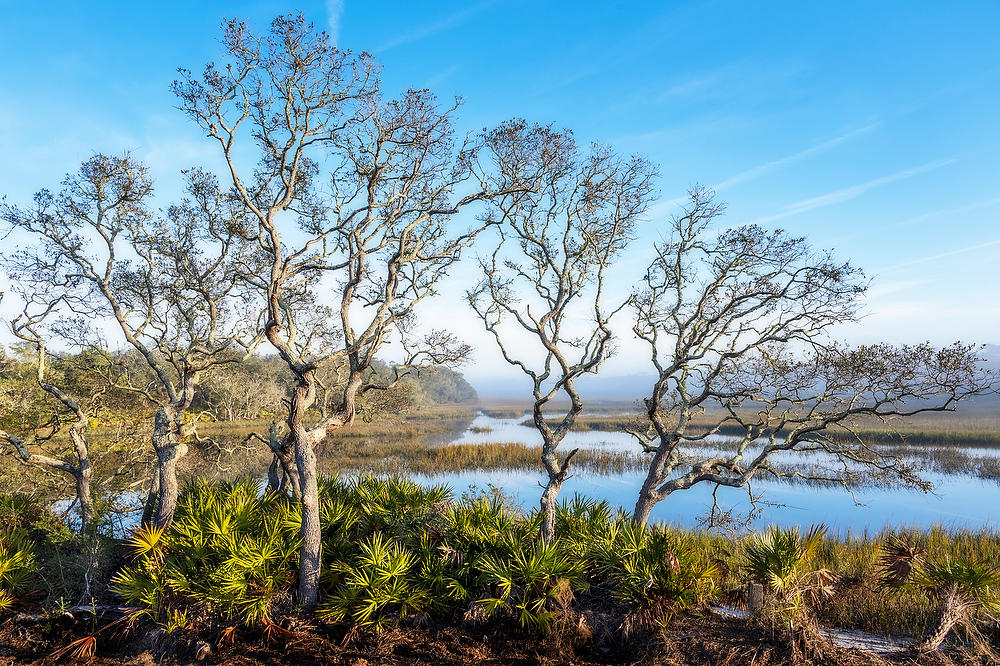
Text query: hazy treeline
0 344 475 428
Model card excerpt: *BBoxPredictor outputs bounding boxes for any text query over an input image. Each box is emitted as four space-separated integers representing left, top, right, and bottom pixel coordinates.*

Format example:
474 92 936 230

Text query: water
449 412 641 451
428 412 1000 533
54 411 1000 535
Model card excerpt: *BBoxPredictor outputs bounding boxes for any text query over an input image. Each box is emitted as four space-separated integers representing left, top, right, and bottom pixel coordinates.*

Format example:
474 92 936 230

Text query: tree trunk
142 464 160 526
633 414 675 527
276 444 299 497
264 422 283 493
916 587 970 653
633 489 657 528
289 381 322 610
1 427 95 533
74 470 92 531
539 479 562 543
295 435 321 609
538 438 577 543
150 406 187 529
68 427 93 532
633 448 668 526
539 438 580 543
72 451 92 532
267 455 281 492
535 417 577 543
265 427 299 497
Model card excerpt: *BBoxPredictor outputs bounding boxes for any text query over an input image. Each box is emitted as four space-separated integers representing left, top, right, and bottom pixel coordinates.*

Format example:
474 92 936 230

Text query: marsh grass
556 414 1000 447
196 438 649 479
597 522 1000 639
521 409 1000 486
7 403 1000 519
807 527 1000 636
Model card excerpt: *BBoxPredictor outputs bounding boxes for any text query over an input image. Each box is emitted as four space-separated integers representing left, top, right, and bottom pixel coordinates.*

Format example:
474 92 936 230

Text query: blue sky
1 1 998 384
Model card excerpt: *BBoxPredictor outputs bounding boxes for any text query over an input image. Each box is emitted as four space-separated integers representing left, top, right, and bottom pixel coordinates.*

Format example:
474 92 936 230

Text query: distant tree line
0 345 476 426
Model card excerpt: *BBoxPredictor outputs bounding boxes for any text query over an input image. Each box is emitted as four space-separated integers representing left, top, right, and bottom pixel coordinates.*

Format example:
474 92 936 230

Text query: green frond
127 524 166 559
0 589 14 614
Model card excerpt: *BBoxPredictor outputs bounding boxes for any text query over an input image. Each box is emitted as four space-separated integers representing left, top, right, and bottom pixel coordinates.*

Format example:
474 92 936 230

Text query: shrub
0 530 35 613
0 494 109 609
320 474 449 542
318 532 431 631
555 494 621 572
878 537 1000 652
602 522 718 609
741 524 837 627
476 537 586 632
112 478 300 628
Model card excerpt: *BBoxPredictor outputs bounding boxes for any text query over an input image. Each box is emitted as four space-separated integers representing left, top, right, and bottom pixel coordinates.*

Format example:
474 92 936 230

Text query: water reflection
436 412 1000 532
408 467 1000 533
449 412 631 450
60 411 1000 536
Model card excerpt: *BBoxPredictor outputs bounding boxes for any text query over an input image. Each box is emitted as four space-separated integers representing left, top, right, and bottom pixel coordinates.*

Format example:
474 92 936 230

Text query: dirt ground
1 611 995 666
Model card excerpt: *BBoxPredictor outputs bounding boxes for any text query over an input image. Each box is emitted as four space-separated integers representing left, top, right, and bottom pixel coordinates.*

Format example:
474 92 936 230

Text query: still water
63 412 999 535
424 413 1000 533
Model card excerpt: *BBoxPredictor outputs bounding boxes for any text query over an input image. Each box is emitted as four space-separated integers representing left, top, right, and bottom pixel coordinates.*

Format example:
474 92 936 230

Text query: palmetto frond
318 532 430 631
742 524 826 596
474 538 585 632
111 565 166 609
915 559 1000 609
112 477 299 628
877 535 926 589
48 635 97 661
597 520 718 616
126 524 167 560
0 537 36 599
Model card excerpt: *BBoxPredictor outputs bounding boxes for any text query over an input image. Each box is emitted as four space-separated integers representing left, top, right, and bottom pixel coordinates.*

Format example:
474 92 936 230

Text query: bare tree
628 188 993 525
173 13 517 608
469 120 657 542
2 157 261 529
0 293 101 531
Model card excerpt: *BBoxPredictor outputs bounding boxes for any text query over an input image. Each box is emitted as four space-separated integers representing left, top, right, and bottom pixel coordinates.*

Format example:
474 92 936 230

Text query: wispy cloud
642 194 691 221
865 279 930 300
425 64 460 90
879 238 1000 273
830 196 1000 243
713 123 879 191
650 62 804 107
375 1 495 53
326 0 345 44
639 123 879 222
747 158 956 225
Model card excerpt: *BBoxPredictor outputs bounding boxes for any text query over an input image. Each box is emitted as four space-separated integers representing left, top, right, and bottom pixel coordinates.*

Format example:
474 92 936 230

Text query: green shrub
0 530 35 613
555 494 621 571
0 494 107 609
476 537 586 632
319 474 449 543
95 475 1000 643
318 532 431 631
741 524 837 624
601 521 718 610
112 478 300 628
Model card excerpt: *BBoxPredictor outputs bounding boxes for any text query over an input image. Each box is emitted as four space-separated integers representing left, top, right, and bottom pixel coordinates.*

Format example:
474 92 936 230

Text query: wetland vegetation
0 10 997 666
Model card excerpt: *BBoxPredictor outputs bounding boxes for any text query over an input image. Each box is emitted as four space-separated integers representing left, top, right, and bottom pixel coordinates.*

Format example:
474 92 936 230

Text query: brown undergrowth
0 607 953 666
